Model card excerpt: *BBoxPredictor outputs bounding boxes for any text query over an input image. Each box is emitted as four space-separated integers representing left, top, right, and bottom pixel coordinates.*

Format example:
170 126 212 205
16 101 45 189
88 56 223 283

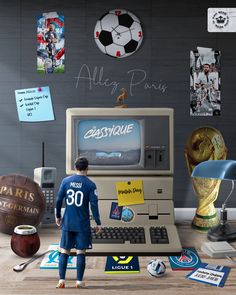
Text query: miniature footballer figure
45 23 57 65
55 157 102 288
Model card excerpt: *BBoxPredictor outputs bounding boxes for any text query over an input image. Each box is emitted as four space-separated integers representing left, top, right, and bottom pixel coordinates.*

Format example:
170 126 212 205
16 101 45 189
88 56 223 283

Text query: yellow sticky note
116 180 144 206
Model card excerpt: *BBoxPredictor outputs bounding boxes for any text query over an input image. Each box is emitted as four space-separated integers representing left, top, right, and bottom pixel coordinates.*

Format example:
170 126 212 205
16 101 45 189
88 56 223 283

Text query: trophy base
192 213 219 233
207 223 236 242
114 104 128 108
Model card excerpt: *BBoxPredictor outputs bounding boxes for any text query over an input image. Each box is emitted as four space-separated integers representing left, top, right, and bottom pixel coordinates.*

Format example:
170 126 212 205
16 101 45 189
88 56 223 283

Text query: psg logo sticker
109 202 123 220
168 247 202 271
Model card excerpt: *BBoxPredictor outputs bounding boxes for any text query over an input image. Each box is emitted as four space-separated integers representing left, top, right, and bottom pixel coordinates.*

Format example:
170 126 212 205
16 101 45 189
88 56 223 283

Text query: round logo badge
169 248 200 268
121 207 135 223
212 11 229 29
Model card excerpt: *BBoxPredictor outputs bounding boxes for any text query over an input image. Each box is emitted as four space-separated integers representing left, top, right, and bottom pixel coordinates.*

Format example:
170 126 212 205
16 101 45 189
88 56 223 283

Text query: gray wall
0 0 235 208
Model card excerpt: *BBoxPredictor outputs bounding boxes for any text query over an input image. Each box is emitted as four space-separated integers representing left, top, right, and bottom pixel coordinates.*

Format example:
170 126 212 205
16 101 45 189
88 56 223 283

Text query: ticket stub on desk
186 263 230 287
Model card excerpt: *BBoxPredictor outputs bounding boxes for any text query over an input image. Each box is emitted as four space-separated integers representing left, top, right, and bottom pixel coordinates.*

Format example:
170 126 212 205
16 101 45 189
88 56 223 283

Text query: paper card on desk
186 263 230 287
116 180 144 206
15 86 55 122
105 256 140 274
40 244 76 269
168 247 202 271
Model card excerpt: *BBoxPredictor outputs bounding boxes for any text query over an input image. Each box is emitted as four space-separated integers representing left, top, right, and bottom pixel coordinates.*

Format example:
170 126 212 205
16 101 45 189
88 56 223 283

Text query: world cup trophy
115 88 128 108
185 127 227 232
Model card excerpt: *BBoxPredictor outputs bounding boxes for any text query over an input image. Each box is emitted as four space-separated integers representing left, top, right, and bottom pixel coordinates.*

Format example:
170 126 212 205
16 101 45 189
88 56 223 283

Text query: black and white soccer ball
147 259 166 277
94 9 143 58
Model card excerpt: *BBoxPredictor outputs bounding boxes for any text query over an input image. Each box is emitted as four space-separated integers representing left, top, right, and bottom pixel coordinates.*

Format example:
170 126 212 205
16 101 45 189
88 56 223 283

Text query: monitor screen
66 108 173 175
77 119 142 166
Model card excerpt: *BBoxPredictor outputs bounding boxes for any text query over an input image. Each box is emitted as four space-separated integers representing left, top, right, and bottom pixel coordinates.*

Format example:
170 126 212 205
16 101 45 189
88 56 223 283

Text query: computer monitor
66 108 173 175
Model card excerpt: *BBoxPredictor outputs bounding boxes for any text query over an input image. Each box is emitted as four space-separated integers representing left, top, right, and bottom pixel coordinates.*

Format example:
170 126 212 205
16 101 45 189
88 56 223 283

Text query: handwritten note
116 180 144 206
74 64 168 96
15 86 54 122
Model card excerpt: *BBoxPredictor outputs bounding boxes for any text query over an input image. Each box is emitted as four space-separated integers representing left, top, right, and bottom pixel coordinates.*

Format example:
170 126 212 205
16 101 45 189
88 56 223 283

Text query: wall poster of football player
190 47 221 116
37 12 65 73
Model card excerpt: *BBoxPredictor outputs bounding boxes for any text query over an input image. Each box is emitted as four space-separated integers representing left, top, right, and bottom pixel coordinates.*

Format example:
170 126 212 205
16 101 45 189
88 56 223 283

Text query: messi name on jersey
70 182 82 189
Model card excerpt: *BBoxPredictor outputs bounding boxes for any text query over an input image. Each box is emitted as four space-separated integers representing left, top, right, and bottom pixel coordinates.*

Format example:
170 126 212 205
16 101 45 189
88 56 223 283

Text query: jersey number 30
66 189 84 207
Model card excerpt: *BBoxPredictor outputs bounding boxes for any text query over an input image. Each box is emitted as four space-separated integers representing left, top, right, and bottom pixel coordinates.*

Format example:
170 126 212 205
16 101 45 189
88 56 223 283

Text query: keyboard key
150 226 169 244
91 226 146 244
158 239 169 244
92 238 124 244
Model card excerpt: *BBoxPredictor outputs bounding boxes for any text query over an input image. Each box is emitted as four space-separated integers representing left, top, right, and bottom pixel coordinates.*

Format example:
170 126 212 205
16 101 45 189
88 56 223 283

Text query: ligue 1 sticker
105 256 140 274
109 202 123 220
121 207 135 223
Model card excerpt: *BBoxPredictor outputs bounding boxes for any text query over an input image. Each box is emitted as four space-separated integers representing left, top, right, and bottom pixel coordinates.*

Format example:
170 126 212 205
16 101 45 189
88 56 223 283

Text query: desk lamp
192 160 236 242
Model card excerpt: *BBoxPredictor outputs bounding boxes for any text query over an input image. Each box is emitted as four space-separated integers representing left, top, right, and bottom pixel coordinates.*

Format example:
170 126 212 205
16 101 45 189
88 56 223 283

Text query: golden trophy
185 127 227 232
115 88 128 108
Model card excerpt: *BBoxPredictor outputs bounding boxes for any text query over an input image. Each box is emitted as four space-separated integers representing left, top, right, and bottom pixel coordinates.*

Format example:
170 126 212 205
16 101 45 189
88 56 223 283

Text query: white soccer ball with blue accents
147 259 166 277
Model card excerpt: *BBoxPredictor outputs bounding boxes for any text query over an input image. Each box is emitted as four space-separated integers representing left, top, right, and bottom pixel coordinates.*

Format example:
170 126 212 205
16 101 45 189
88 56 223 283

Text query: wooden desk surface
0 222 236 295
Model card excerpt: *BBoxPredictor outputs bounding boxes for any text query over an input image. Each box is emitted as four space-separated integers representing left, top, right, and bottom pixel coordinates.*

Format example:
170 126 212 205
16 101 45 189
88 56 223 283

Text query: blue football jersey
56 174 101 232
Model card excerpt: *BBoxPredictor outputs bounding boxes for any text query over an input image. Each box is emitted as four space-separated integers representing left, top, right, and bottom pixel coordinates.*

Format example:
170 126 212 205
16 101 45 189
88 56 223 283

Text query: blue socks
77 254 86 281
59 253 69 280
58 253 86 282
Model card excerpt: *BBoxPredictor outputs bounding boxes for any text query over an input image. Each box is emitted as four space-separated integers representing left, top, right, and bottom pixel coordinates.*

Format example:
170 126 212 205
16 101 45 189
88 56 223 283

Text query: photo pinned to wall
37 12 65 73
190 47 221 116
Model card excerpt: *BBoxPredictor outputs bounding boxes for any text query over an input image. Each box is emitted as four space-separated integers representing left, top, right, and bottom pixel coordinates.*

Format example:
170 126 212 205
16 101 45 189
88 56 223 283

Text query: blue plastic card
15 86 55 122
186 263 230 287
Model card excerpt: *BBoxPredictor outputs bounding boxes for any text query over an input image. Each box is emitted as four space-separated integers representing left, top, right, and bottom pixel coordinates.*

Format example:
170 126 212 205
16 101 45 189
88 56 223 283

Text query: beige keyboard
86 224 182 256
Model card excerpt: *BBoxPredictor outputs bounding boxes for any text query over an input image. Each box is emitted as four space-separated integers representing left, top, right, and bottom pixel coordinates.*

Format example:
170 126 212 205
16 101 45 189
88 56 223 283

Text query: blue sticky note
15 86 55 122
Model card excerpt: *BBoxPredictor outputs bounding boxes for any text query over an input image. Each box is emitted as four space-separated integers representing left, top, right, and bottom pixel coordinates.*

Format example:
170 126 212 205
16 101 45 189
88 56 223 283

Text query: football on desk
60 108 182 256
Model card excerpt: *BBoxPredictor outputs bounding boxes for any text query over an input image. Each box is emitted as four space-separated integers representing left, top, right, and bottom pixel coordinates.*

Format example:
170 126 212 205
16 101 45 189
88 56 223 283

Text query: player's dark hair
74 157 89 171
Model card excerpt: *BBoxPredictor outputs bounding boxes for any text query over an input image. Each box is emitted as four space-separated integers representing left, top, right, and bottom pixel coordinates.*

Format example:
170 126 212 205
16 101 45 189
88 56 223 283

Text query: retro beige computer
66 108 182 255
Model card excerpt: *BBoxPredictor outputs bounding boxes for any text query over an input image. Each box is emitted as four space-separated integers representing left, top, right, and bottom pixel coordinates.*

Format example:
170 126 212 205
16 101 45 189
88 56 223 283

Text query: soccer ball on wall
94 9 143 58
147 259 166 277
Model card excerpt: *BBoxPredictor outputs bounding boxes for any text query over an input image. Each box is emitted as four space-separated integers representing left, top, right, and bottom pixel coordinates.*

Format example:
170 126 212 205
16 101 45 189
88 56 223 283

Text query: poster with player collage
190 47 221 116
37 12 65 73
